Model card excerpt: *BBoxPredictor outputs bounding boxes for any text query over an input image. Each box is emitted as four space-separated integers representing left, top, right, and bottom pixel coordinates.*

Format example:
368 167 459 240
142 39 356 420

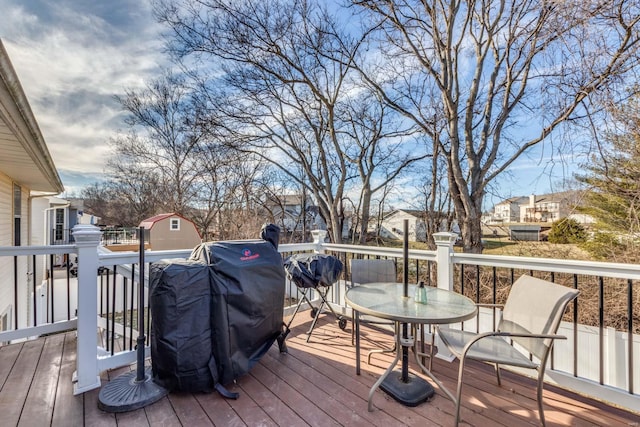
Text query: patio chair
349 258 397 361
435 275 579 426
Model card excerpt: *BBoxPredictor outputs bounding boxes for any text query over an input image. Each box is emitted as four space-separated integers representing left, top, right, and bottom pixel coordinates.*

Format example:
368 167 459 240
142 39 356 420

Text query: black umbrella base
380 370 435 407
98 367 168 413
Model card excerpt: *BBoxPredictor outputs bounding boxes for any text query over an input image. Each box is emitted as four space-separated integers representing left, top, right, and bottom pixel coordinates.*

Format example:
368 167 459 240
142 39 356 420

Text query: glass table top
345 282 477 324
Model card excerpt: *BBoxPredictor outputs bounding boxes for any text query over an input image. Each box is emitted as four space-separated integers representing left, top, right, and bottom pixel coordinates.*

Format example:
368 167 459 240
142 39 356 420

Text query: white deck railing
0 225 638 414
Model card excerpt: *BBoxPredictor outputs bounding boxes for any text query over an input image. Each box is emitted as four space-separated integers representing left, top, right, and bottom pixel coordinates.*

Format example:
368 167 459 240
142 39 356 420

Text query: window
54 208 65 241
170 218 180 231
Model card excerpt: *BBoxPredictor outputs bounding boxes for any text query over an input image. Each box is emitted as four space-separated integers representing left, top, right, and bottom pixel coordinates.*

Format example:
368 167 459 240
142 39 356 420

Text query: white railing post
433 232 457 291
432 232 458 362
72 224 102 394
311 230 327 253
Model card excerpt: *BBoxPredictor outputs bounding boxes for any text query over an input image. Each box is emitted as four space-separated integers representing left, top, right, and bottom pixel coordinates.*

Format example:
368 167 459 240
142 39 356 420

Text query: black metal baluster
599 276 604 385
573 274 579 378
105 268 110 352
129 265 135 350
627 279 634 394
476 265 480 333
31 255 37 327
50 254 54 323
111 268 117 355
66 253 71 320
492 267 497 331
12 256 18 328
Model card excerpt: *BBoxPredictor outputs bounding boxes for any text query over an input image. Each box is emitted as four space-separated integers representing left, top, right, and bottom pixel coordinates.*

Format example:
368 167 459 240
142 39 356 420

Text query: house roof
139 212 195 229
0 40 63 193
495 196 529 206
139 213 178 228
383 209 428 219
265 194 307 207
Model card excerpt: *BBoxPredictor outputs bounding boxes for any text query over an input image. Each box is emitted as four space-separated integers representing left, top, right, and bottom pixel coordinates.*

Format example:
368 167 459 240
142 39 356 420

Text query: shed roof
139 213 192 229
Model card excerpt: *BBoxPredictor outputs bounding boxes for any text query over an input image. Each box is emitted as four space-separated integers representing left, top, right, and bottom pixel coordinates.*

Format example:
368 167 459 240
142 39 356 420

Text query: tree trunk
359 187 372 244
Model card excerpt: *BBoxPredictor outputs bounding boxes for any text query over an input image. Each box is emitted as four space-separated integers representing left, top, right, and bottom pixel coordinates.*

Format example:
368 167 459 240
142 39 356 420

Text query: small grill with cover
282 253 347 342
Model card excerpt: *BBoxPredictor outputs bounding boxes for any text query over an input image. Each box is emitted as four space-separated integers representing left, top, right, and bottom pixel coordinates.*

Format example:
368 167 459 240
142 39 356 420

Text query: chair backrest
499 275 579 360
350 259 397 285
351 259 398 285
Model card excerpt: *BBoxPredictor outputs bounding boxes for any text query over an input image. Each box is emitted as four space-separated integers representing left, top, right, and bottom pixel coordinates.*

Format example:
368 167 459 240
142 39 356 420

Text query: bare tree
341 90 429 243
353 0 640 252
113 70 203 215
154 0 429 243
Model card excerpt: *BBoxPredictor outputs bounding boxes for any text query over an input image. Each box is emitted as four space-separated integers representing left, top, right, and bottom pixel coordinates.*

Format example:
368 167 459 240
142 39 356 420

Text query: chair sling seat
437 328 539 369
434 274 579 426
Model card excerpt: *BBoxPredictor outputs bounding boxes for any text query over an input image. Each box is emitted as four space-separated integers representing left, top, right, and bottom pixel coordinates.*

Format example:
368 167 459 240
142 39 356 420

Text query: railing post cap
433 232 458 245
72 224 102 243
311 229 328 244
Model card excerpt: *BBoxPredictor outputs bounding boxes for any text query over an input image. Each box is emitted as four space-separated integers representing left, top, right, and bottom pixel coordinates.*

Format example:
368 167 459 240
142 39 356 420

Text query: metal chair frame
435 275 579 426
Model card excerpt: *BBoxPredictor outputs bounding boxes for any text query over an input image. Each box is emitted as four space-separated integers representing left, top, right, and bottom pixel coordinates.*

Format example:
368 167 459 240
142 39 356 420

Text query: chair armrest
460 331 567 358
475 303 504 309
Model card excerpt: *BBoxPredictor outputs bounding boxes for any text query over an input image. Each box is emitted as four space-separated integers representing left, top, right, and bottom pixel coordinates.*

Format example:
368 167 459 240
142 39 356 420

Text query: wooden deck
1 314 638 427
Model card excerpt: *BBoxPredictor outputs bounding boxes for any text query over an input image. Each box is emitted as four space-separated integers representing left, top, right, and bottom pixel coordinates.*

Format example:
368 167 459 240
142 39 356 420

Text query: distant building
520 193 573 223
263 193 331 235
489 191 590 225
490 196 529 223
264 194 313 232
377 209 427 242
375 209 458 242
509 224 541 241
139 213 202 250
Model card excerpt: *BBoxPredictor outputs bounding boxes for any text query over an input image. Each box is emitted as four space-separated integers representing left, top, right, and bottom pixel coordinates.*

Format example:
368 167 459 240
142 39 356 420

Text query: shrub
547 218 587 244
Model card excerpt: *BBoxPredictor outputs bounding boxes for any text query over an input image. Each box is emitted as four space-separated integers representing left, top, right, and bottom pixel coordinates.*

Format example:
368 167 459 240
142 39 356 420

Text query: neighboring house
520 192 578 223
489 196 529 223
67 197 101 226
265 194 316 232
490 191 590 225
376 209 459 242
31 196 89 246
0 40 64 331
139 213 202 250
378 209 427 242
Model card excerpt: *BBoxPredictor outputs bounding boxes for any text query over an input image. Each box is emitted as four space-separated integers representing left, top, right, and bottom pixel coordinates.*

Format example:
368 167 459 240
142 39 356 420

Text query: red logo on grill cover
240 248 260 261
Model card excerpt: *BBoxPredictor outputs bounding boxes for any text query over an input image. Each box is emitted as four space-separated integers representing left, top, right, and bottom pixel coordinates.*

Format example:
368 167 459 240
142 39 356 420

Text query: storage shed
139 213 202 250
509 224 541 241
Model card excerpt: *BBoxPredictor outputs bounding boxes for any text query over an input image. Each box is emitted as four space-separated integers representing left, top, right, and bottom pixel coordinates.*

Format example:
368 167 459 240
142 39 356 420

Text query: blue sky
0 0 581 207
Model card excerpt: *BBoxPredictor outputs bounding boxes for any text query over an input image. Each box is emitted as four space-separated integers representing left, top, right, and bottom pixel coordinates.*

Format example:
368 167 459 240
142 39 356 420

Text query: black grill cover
150 237 285 392
150 259 217 392
191 240 285 385
283 253 343 288
260 223 280 249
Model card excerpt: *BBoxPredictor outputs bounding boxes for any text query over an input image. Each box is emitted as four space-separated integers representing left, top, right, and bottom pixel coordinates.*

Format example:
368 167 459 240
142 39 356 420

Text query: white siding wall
0 174 32 330
0 173 13 329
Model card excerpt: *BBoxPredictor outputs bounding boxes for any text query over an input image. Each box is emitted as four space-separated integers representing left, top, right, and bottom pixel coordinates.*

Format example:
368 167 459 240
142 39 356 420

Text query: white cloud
0 0 168 192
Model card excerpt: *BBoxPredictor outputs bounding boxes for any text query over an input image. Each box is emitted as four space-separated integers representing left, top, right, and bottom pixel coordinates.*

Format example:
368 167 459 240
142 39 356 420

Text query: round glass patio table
345 282 477 411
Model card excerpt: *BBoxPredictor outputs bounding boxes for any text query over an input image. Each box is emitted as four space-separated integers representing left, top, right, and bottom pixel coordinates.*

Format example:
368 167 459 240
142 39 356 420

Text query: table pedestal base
380 370 434 406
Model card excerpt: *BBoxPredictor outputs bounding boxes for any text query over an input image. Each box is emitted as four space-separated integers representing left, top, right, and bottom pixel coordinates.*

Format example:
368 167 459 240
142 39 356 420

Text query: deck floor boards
0 313 638 426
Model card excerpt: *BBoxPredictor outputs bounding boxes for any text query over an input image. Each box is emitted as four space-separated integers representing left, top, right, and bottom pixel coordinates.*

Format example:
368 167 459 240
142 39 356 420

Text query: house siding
0 172 10 245
0 173 12 330
0 174 32 330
